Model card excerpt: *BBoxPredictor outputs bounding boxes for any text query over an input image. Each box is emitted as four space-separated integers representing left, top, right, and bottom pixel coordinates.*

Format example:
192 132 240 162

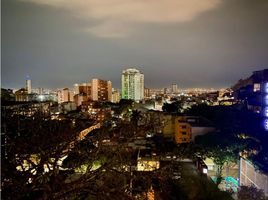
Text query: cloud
20 0 221 38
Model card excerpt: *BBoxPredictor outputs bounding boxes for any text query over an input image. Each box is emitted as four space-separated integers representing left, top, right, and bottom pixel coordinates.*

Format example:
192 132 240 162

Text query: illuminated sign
264 83 268 131
265 107 268 117
265 82 268 94
264 119 268 131
265 95 268 105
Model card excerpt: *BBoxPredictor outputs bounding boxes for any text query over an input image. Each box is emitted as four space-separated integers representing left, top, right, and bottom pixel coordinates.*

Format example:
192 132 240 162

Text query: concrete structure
59 102 77 114
91 79 112 102
174 116 192 144
171 83 178 94
121 68 144 101
26 76 32 94
112 89 120 103
240 157 268 196
58 88 69 103
81 101 112 121
233 69 268 122
162 115 192 144
15 88 29 101
74 94 88 106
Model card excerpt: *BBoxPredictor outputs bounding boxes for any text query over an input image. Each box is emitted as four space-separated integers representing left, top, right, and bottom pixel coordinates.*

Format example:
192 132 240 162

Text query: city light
265 95 268 105
265 82 268 93
264 119 268 131
264 107 268 117
263 83 268 131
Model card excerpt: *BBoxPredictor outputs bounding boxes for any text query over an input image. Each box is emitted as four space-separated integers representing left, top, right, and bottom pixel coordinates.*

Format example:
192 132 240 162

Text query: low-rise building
137 149 160 171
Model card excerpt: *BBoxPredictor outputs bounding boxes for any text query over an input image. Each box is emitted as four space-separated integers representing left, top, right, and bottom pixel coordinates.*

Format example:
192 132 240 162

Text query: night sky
2 0 268 89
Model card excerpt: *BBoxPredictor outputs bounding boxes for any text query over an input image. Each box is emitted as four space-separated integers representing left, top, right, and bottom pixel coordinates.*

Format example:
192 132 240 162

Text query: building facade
91 79 112 102
240 157 268 196
162 115 192 144
57 88 74 103
26 76 32 94
121 68 144 101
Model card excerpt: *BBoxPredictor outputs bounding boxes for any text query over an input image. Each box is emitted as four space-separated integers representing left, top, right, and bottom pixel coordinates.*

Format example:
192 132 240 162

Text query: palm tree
131 109 142 135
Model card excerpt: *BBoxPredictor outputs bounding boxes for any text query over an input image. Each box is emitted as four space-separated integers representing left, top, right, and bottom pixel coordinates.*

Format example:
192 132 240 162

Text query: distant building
171 84 178 94
162 115 192 144
58 88 74 103
121 68 144 101
74 83 91 100
144 87 150 99
59 102 77 114
73 79 112 105
81 101 112 121
74 93 88 107
112 89 120 103
15 88 29 101
174 116 192 144
26 76 32 94
91 79 112 102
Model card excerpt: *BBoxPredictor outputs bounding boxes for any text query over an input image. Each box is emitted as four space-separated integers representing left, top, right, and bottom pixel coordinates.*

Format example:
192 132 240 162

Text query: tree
131 109 142 134
238 185 267 200
1 111 135 200
162 101 182 114
195 132 245 185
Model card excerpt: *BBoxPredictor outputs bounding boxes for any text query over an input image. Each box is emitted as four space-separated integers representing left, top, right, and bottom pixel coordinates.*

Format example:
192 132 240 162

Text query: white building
121 68 144 101
26 76 32 94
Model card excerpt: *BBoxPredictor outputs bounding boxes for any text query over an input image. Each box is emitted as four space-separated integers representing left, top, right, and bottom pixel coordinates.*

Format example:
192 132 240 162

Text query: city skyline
2 0 268 89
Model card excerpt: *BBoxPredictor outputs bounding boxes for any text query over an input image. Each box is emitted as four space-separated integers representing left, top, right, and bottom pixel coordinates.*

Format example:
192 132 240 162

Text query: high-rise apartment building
112 89 120 103
26 76 32 94
171 83 178 94
58 88 74 103
91 79 112 102
121 68 144 101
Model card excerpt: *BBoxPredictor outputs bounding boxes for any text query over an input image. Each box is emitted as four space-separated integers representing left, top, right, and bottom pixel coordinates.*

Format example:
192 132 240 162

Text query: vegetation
238 185 267 200
162 100 182 114
195 132 245 184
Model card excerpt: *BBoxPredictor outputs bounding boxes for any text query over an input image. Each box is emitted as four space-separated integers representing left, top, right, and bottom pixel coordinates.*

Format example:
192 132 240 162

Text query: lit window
253 83 260 92
203 168 208 174
265 107 268 117
265 95 268 105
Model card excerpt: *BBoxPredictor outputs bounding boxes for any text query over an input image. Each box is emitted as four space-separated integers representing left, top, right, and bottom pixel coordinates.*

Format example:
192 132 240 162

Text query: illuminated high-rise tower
121 68 144 101
26 75 32 94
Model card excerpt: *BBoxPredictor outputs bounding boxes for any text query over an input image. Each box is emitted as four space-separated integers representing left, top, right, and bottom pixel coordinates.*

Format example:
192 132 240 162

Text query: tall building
91 78 112 102
121 68 144 101
171 83 178 94
112 89 120 103
26 76 32 94
58 88 74 103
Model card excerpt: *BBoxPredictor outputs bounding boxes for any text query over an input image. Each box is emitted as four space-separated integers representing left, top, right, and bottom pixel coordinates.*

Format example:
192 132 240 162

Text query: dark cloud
2 0 268 90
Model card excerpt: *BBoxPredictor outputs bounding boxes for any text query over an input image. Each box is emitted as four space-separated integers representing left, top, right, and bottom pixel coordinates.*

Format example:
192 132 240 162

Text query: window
253 83 260 92
181 132 187 135
181 125 187 129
